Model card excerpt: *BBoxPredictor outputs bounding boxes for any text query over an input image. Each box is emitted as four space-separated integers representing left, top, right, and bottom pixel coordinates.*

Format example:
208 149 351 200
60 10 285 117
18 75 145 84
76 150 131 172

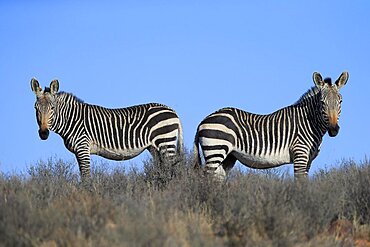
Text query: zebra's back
83 102 182 160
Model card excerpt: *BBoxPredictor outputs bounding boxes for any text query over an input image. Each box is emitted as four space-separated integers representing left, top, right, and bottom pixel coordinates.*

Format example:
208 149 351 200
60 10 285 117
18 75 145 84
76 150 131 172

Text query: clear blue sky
0 1 369 175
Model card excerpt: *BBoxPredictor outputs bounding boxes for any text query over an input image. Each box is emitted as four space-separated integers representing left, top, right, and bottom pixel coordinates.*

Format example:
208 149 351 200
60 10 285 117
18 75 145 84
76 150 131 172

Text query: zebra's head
313 71 349 137
31 78 59 140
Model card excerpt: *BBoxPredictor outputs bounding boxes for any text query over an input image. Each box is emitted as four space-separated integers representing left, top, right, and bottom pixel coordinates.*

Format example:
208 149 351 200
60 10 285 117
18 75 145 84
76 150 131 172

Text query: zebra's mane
293 86 321 106
57 91 84 104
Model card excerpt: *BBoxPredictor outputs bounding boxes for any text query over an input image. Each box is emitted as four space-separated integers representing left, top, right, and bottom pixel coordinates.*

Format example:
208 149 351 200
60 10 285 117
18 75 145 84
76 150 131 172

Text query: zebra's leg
148 146 162 164
147 145 177 187
222 154 237 175
202 145 231 181
74 148 91 182
206 162 226 181
293 150 310 179
307 145 321 173
152 141 180 166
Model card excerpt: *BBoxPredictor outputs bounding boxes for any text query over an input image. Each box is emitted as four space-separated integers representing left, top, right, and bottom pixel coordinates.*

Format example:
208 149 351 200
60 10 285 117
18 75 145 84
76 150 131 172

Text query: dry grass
0 156 369 247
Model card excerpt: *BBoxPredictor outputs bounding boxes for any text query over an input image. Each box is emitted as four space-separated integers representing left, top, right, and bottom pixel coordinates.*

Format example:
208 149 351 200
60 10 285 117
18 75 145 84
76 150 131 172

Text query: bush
0 156 369 246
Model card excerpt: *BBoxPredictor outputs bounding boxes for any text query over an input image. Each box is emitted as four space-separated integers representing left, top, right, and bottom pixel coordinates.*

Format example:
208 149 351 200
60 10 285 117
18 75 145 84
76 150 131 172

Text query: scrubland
1 155 370 247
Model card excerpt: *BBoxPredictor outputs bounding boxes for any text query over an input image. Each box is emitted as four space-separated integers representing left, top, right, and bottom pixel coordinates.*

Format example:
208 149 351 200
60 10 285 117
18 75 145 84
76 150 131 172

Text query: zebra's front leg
74 147 91 182
293 150 310 180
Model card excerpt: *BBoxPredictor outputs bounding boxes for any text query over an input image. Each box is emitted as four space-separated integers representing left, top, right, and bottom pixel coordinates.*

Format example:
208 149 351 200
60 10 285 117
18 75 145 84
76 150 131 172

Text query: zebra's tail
176 119 184 155
193 128 202 169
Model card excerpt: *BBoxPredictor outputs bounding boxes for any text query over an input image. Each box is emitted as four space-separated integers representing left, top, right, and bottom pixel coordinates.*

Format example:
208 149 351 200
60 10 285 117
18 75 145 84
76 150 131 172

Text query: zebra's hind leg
222 154 237 175
148 145 176 165
204 159 227 181
206 154 237 181
148 146 162 164
147 146 176 188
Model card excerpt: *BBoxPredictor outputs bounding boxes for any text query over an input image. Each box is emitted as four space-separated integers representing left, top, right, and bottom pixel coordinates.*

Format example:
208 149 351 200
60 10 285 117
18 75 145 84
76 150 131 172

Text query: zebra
193 71 349 180
31 78 184 181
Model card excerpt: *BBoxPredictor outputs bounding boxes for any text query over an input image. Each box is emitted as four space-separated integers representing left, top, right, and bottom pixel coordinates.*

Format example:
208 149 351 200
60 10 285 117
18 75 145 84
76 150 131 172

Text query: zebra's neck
293 86 320 106
292 86 327 135
50 92 84 136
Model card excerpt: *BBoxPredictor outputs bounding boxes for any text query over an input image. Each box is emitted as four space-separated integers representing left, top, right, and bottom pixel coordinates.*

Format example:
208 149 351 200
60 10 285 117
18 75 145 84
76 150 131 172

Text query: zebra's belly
90 144 146 161
232 149 292 169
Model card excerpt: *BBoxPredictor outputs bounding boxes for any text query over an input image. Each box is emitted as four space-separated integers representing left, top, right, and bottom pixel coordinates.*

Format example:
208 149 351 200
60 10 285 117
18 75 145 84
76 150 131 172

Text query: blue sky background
0 1 369 175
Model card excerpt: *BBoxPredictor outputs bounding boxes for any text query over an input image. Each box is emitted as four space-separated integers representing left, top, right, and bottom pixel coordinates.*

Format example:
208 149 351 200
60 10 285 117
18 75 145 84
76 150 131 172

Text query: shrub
0 156 369 246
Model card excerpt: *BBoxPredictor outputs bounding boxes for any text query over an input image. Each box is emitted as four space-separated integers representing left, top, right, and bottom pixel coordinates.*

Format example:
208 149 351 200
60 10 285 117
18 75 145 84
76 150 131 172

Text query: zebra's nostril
39 129 49 140
328 125 340 137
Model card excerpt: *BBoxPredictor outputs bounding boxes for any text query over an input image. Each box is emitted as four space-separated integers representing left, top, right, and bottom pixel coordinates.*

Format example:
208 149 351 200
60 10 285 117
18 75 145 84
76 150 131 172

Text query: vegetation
0 155 370 247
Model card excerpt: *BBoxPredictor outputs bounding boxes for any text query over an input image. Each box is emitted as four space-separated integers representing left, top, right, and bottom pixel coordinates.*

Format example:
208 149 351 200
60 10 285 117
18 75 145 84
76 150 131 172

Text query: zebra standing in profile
194 72 349 180
31 78 183 181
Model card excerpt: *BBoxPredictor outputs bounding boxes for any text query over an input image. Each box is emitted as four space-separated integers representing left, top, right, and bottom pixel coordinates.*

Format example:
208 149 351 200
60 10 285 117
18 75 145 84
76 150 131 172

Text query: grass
0 156 370 247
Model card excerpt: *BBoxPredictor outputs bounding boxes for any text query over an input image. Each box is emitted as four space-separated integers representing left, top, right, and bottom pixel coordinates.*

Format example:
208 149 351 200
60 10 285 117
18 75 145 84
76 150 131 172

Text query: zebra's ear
31 78 42 97
313 72 325 87
335 71 349 90
50 79 59 95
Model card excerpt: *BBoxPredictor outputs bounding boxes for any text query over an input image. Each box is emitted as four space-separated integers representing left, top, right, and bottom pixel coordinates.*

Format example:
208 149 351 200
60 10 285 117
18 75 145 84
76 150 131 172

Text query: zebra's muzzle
39 129 49 140
328 124 340 137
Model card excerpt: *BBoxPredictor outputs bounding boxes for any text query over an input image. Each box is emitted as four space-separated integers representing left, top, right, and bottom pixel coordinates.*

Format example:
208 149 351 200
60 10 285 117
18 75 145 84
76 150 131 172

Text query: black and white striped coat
31 79 183 180
194 72 348 179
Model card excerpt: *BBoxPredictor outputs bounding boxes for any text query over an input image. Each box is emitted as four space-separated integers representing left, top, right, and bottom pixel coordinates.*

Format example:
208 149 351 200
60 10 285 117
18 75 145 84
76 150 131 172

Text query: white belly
232 149 292 169
90 143 147 161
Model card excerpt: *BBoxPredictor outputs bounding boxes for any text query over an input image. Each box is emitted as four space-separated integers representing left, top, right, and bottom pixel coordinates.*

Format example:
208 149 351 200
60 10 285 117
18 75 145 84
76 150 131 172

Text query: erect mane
293 86 321 106
57 91 84 103
324 77 332 85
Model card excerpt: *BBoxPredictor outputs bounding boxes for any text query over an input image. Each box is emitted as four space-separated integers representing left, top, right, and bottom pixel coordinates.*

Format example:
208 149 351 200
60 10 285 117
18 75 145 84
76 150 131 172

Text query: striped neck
49 92 84 134
293 86 327 135
293 86 321 106
56 92 84 104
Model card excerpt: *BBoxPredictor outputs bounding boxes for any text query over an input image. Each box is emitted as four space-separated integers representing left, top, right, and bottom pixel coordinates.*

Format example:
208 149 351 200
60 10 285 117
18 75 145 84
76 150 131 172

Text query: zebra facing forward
31 78 183 180
194 72 349 180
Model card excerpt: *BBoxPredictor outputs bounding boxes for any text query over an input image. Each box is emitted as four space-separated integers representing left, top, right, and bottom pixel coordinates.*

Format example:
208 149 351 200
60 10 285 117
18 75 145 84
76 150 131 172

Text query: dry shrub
0 156 369 246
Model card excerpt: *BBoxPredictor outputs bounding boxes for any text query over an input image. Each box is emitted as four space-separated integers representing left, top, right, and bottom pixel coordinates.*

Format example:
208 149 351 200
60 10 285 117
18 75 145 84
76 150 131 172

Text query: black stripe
124 113 130 149
202 114 239 137
160 144 176 150
198 129 235 145
117 110 124 149
146 111 177 129
111 111 119 149
205 154 225 160
235 110 247 151
150 124 178 140
83 105 90 136
154 137 177 148
279 111 285 151
268 115 274 156
105 111 113 148
147 105 165 113
201 145 229 153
